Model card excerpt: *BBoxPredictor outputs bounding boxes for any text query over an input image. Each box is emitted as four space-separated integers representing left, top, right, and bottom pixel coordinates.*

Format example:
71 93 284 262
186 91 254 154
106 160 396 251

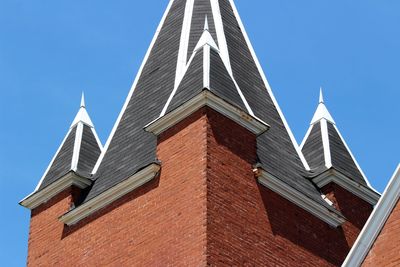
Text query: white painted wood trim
92 0 176 175
227 0 310 171
60 163 161 226
71 122 84 172
20 172 92 210
333 124 376 192
257 169 346 227
145 90 270 136
313 169 380 205
320 119 332 168
174 0 195 89
342 164 400 267
34 128 73 192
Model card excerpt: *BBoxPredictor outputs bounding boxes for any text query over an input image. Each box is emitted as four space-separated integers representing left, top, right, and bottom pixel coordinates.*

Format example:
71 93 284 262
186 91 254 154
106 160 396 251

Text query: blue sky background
0 0 399 265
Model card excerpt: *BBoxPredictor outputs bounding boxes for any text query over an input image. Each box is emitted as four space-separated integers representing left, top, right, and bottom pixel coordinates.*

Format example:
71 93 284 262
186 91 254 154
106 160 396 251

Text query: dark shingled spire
87 0 332 210
301 89 371 187
36 94 103 191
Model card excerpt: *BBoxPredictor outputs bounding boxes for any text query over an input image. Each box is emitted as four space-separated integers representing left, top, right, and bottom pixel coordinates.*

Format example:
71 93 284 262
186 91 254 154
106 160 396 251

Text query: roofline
145 90 270 136
60 163 160 226
92 0 176 175
228 0 310 171
33 127 73 192
313 168 380 205
332 123 377 192
256 168 346 227
342 164 400 267
20 172 92 210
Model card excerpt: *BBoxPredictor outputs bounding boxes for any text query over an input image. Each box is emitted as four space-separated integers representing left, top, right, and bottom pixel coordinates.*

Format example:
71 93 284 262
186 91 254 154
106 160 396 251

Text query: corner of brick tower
27 107 373 266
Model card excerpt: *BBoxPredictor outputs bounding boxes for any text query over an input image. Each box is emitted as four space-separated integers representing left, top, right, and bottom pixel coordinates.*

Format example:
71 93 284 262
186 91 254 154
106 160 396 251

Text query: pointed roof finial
71 92 94 128
204 15 209 32
319 87 324 104
81 92 86 108
311 88 335 125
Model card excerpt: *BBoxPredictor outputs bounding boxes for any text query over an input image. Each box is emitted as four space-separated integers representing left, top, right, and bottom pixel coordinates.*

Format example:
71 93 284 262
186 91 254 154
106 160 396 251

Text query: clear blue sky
0 0 399 265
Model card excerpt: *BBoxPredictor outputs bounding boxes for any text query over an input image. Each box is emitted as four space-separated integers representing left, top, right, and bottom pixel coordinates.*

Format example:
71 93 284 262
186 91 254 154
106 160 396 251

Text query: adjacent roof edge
312 168 380 205
60 163 161 226
20 171 92 210
256 168 346 227
145 90 270 136
342 164 400 267
91 0 175 175
227 0 310 171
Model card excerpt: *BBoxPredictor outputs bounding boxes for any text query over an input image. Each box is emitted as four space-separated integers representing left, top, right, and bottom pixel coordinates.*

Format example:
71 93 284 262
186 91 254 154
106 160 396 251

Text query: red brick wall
204 109 372 266
27 107 373 266
362 199 400 266
27 109 208 266
322 183 373 246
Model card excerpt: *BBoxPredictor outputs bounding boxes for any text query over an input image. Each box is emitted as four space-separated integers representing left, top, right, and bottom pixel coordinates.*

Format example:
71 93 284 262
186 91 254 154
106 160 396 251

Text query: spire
81 92 86 108
71 92 94 128
319 87 324 103
311 88 335 125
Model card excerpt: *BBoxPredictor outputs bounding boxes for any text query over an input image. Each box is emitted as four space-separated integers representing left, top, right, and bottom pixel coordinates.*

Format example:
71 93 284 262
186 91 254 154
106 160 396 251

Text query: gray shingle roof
301 93 369 186
86 0 331 209
37 99 102 191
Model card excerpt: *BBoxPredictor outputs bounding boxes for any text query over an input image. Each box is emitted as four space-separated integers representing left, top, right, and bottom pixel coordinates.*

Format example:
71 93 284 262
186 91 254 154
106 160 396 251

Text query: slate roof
86 0 331 208
36 95 102 191
301 91 370 186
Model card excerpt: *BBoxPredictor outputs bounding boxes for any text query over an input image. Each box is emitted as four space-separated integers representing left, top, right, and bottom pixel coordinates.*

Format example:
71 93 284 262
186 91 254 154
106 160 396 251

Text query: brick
27 108 373 266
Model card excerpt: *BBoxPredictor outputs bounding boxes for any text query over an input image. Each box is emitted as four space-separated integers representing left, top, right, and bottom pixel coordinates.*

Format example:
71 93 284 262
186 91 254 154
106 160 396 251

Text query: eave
20 172 92 210
59 163 160 226
257 168 346 228
145 90 270 136
312 169 380 205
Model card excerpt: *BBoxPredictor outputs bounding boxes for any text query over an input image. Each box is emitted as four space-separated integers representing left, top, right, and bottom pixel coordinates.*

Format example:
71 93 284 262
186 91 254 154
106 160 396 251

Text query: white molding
60 163 160 226
257 170 346 227
92 0 176 175
145 91 270 136
91 127 104 152
34 128 73 191
313 169 380 205
71 122 84 172
174 0 195 89
320 119 332 168
20 172 92 210
300 123 313 150
210 0 232 76
228 0 310 171
342 164 400 267
333 124 376 192
203 45 211 89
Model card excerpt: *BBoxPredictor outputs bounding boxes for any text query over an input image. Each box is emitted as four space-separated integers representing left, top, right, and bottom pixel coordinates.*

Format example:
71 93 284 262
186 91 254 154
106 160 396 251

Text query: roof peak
71 93 94 128
194 16 219 53
319 87 324 104
81 92 86 108
311 88 335 125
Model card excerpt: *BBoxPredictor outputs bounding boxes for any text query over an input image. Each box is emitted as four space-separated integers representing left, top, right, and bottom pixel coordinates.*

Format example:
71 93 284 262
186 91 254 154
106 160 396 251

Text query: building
20 0 392 266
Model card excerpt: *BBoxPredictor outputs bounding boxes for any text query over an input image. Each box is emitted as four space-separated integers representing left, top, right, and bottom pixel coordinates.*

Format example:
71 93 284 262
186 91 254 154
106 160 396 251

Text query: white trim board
20 172 92 210
257 169 346 227
33 128 73 192
92 0 176 175
227 0 310 171
313 169 380 206
342 164 400 267
60 163 160 226
145 90 270 136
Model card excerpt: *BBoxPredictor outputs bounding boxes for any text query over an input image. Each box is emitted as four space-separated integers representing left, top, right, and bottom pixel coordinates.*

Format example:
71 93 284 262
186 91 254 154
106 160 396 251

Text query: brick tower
21 1 380 266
